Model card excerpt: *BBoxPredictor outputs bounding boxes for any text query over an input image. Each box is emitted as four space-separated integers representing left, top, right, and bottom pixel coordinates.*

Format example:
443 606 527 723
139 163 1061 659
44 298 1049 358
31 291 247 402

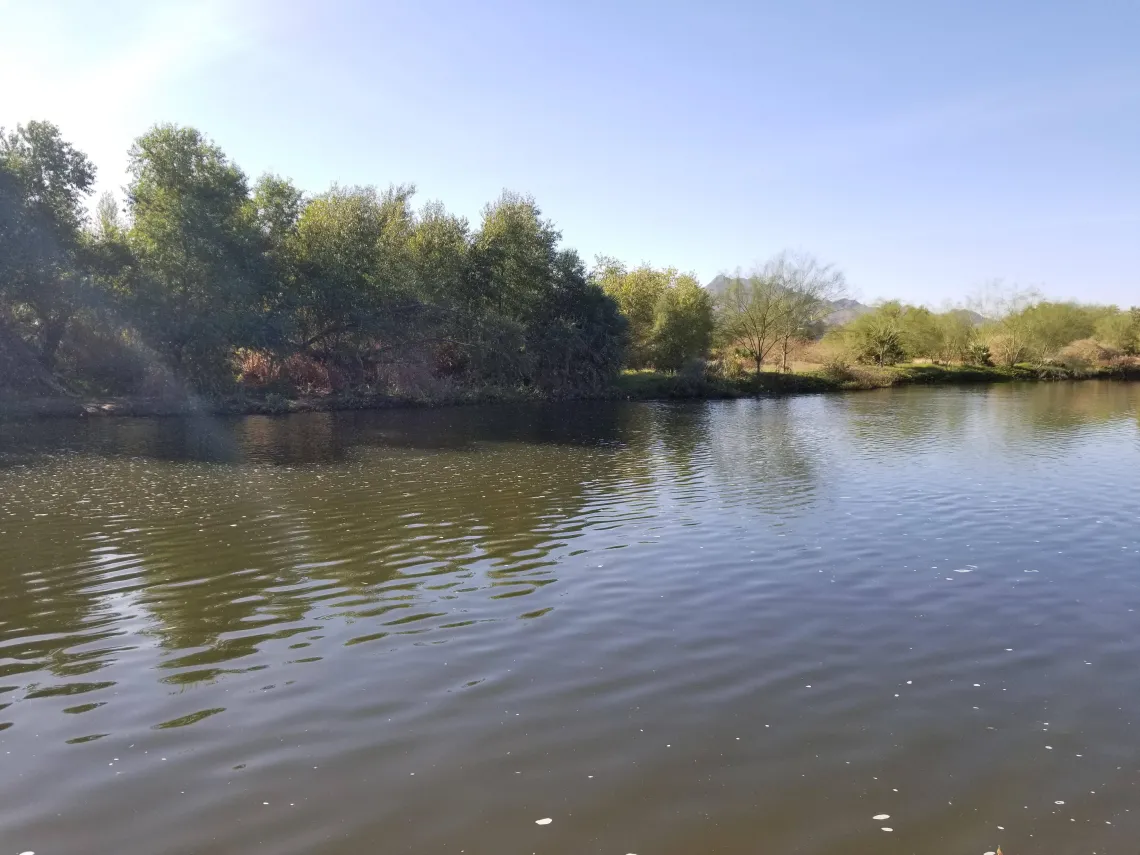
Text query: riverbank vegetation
2 119 1137 415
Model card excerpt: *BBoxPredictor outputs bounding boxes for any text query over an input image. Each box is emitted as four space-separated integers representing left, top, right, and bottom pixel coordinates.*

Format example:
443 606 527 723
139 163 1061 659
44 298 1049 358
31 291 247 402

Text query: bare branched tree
765 252 847 372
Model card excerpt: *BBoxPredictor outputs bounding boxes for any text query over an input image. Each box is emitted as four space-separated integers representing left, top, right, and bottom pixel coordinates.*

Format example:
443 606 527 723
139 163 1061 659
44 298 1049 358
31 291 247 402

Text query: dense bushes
826 291 1138 371
593 261 714 372
1 121 631 399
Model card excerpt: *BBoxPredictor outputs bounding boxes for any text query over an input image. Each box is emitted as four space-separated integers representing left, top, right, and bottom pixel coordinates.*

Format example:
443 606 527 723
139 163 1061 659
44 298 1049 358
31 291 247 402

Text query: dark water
2 383 1139 855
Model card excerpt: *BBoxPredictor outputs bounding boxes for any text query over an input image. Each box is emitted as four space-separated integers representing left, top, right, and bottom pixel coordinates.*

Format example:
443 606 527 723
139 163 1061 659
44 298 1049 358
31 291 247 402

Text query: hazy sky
3 0 1138 305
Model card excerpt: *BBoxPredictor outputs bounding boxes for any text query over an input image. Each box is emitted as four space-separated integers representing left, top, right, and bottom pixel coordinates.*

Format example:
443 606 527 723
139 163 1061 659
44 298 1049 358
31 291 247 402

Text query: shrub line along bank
3 363 1138 421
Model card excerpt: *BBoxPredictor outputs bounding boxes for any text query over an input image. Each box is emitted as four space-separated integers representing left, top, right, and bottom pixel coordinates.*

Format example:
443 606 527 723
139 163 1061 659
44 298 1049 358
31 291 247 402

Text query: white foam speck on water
1046 746 1053 750
974 683 981 687
1055 800 1065 805
985 851 996 855
873 814 890 820
906 680 912 685
535 818 552 825
997 826 1004 830
881 827 893 832
953 565 977 573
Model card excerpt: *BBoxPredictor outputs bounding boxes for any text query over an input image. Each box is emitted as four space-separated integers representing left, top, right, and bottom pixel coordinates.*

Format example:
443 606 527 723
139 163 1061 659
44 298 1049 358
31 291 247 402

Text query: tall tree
126 124 262 390
716 271 791 373
650 274 713 371
764 252 846 372
0 120 96 369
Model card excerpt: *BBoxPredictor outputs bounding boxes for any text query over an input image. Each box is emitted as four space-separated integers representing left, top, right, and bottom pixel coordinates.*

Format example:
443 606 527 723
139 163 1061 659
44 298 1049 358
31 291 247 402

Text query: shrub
965 341 993 366
678 356 708 382
1057 338 1118 370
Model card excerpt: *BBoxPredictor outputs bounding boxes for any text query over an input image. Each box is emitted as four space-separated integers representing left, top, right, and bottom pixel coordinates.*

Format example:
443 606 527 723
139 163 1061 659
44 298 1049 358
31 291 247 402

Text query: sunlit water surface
2 382 1139 854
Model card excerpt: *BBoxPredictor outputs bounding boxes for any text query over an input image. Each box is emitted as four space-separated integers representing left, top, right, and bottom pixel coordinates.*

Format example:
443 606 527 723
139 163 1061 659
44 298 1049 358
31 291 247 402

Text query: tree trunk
780 338 790 372
38 315 68 372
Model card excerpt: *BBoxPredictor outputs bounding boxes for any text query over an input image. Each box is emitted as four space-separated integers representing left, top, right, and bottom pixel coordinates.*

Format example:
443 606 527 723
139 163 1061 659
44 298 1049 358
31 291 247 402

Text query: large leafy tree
528 249 627 393
288 184 421 371
0 120 96 369
650 274 713 372
595 262 711 370
126 124 263 390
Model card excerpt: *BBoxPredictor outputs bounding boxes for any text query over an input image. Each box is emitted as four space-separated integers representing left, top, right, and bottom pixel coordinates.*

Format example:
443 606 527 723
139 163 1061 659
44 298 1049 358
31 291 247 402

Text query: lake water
1 382 1138 855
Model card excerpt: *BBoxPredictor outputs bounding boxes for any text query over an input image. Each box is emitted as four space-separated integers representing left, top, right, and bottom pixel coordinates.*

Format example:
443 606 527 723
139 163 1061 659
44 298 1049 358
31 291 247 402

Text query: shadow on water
0 402 639 467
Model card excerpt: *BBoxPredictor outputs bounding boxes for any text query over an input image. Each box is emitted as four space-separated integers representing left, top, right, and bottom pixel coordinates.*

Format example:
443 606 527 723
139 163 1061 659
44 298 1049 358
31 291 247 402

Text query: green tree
765 252 847 372
650 274 713 372
1094 308 1139 355
899 306 942 361
716 272 787 373
125 124 263 390
971 282 1041 366
933 310 978 363
0 120 96 369
527 249 627 393
846 301 908 365
595 262 669 368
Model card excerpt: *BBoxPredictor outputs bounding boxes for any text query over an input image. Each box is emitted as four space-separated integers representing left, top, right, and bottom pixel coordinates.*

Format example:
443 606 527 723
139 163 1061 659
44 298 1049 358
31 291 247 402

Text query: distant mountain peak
703 275 870 325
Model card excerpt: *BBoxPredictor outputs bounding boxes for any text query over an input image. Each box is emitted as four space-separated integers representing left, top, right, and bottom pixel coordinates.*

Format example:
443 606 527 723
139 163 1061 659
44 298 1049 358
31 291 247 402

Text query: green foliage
124 124 264 390
0 120 632 399
1094 308 1140 355
966 340 993 366
715 253 846 373
898 306 941 360
845 302 908 366
3 119 1134 404
650 274 714 372
0 120 97 369
935 311 978 363
596 263 711 371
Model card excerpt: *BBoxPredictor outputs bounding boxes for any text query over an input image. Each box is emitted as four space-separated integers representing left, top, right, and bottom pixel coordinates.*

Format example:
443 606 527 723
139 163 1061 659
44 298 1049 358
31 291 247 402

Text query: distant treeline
2 120 1137 402
825 292 1140 371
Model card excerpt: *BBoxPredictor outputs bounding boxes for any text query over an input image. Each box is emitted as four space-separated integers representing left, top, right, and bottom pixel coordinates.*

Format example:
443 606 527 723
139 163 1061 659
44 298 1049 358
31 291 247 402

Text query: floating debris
535 818 552 825
1055 800 1065 805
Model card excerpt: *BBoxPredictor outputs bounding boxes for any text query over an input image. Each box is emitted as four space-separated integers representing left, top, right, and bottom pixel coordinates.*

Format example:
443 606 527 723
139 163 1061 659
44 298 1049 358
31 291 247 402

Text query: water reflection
1 383 1139 855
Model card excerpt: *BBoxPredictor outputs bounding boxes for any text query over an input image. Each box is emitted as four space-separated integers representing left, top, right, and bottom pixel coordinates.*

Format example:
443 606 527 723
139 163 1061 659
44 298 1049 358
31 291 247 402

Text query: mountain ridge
703 275 983 326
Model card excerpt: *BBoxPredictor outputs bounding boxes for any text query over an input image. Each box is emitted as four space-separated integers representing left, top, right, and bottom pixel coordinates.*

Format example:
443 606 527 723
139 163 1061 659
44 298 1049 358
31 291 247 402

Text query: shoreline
2 363 1138 421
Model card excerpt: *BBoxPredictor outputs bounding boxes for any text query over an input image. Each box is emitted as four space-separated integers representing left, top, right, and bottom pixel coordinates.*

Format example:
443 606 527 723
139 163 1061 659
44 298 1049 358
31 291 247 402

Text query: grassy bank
615 361 1140 400
2 361 1138 421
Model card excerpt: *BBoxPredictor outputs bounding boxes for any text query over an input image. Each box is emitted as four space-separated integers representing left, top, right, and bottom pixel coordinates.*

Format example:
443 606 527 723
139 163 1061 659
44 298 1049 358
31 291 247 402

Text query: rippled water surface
2 383 1139 854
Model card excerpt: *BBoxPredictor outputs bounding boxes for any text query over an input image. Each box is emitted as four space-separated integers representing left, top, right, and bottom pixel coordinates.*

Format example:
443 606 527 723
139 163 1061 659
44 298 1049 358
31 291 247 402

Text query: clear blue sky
3 0 1138 306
